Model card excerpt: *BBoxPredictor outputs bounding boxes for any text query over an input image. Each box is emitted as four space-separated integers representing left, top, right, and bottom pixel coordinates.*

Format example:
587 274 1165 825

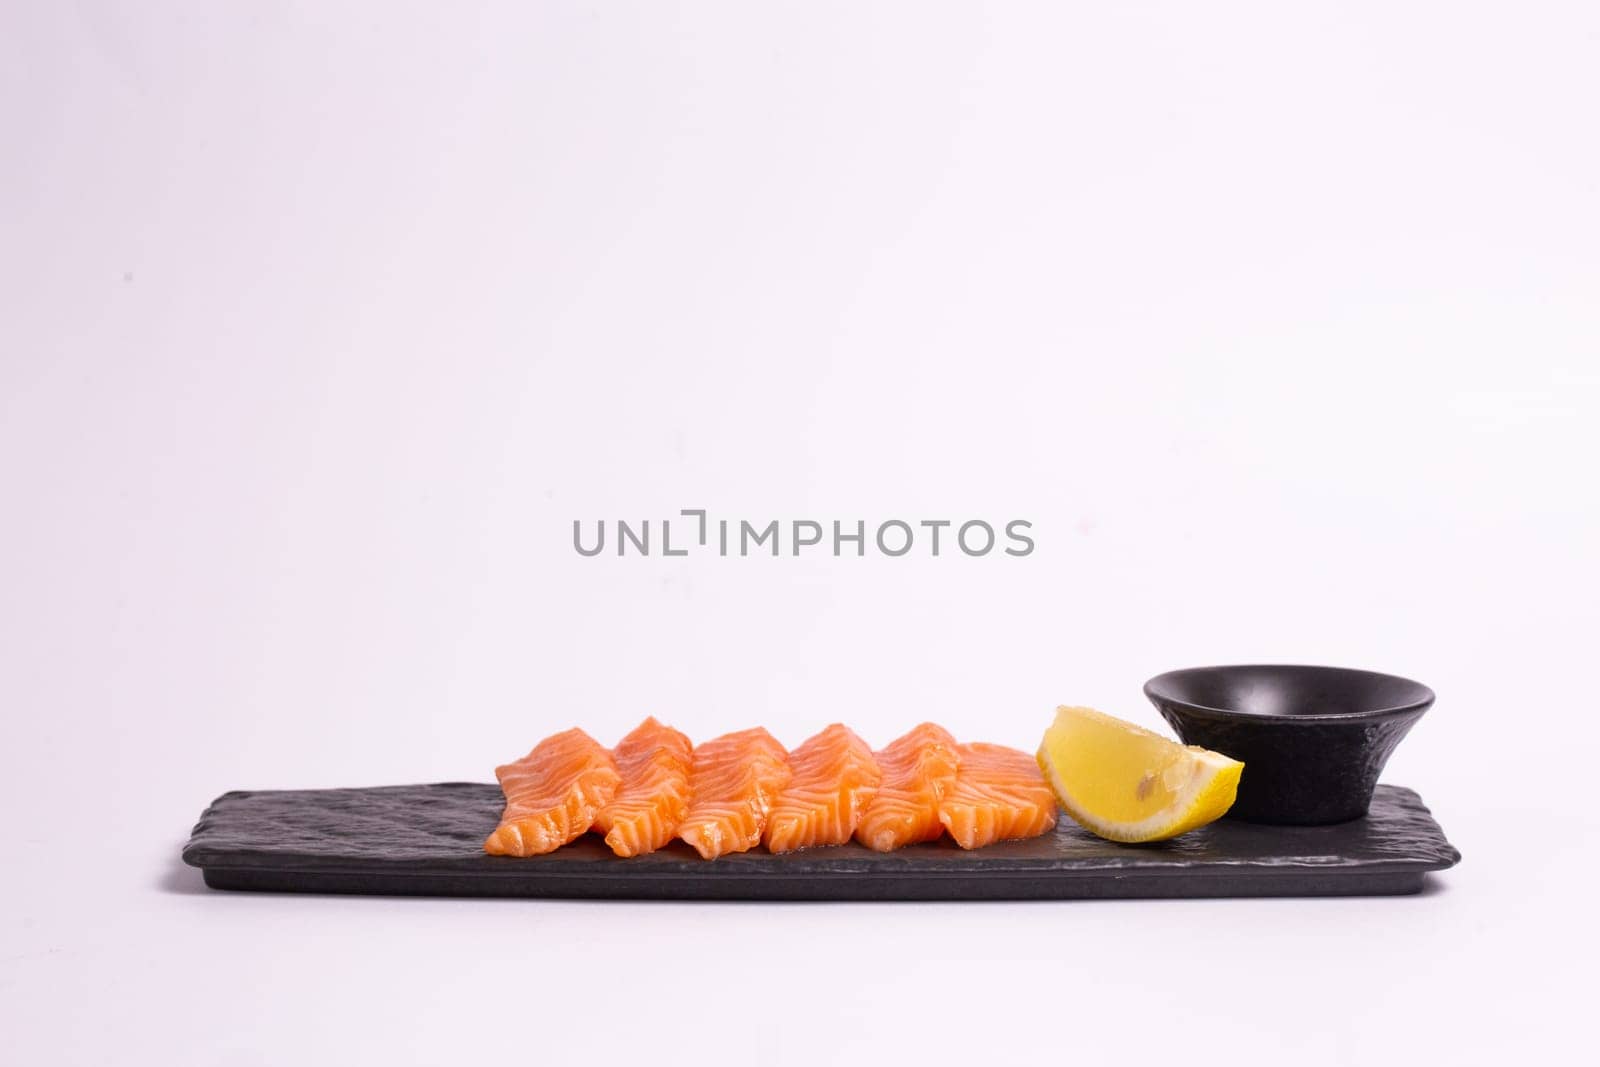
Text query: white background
4 3 1597 1064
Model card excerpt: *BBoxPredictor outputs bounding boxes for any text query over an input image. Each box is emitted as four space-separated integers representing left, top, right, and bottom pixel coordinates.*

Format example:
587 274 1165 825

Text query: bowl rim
1143 664 1435 724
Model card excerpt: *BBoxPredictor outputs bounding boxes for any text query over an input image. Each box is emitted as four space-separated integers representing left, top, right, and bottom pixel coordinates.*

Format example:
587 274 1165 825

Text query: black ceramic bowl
1143 665 1434 825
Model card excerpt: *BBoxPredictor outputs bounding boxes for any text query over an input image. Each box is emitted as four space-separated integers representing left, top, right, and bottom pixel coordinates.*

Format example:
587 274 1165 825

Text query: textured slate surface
182 782 1460 900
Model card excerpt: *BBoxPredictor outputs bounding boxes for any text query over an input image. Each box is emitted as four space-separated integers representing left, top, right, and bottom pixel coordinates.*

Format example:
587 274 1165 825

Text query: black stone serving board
182 782 1458 900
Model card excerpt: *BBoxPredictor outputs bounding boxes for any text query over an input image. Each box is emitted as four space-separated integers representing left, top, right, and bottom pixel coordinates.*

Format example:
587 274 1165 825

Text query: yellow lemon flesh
1037 705 1244 843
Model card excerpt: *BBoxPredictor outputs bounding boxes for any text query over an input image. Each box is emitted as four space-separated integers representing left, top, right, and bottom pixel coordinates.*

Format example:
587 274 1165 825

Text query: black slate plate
182 782 1459 900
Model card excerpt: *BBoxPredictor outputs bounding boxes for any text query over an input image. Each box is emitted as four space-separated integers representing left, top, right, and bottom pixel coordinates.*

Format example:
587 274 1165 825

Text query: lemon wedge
1037 705 1243 843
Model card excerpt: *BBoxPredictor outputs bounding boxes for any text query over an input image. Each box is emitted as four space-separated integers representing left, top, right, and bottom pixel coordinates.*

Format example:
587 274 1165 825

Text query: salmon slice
678 728 792 860
484 728 620 856
938 742 1058 849
855 722 961 852
592 717 694 858
764 724 883 853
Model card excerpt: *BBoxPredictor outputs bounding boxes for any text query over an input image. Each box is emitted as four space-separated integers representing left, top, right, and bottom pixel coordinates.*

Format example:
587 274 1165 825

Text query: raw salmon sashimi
592 717 694 858
764 724 883 853
854 722 961 852
484 728 621 857
678 728 792 860
938 742 1058 849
